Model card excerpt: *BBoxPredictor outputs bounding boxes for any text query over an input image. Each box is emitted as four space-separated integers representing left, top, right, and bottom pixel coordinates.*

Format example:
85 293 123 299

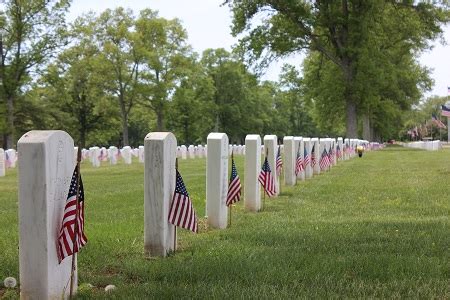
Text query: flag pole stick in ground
228 151 233 227
173 158 178 251
69 147 82 299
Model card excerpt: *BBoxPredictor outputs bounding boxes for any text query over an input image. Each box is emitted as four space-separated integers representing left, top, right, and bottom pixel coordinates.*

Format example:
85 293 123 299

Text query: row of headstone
403 140 441 151
16 130 383 298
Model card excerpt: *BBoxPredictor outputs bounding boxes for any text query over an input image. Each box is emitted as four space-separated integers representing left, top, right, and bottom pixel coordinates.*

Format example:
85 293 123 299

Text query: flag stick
228 205 232 227
173 158 179 251
69 147 82 299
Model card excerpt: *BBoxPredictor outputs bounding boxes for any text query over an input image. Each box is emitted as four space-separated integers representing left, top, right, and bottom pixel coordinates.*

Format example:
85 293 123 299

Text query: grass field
0 146 449 299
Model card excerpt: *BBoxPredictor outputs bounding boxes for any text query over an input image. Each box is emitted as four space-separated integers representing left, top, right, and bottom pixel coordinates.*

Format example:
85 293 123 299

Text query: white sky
68 0 450 97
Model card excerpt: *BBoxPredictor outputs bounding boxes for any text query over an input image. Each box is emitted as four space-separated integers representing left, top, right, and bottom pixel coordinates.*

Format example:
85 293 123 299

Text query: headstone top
145 132 175 141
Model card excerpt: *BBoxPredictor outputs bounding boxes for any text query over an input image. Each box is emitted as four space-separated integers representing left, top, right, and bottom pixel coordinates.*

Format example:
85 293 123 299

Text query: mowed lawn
0 146 449 298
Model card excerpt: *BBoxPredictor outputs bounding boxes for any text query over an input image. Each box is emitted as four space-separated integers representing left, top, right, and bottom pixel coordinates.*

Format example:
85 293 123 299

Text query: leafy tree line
0 4 317 148
1 1 449 148
225 0 449 140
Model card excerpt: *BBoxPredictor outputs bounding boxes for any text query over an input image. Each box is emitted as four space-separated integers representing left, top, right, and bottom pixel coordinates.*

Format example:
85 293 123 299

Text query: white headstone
108 146 118 165
206 133 229 229
122 146 132 164
18 130 76 299
88 147 100 167
188 145 195 159
0 148 5 177
138 146 145 163
344 138 350 160
144 132 176 256
263 135 279 196
5 149 16 168
337 137 343 161
197 145 204 158
245 135 261 212
180 145 187 159
283 136 296 186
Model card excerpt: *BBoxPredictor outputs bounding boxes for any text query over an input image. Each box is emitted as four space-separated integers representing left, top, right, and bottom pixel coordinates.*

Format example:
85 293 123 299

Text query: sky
68 0 450 97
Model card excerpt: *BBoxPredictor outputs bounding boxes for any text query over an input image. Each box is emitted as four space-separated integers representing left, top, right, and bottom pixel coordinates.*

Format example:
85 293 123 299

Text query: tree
33 15 120 148
225 0 449 138
135 9 191 131
167 56 215 144
0 0 70 148
94 8 140 146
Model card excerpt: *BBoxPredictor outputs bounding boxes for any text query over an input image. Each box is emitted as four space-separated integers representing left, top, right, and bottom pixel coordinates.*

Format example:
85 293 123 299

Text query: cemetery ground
0 146 449 298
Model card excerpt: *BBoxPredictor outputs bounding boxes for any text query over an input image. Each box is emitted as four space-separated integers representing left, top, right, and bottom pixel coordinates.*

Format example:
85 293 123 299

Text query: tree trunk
345 99 358 138
6 94 14 149
214 114 219 132
362 113 371 141
156 109 163 131
118 95 129 146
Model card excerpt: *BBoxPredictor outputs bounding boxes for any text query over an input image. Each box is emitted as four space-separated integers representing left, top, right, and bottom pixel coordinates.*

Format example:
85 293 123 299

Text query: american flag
226 156 241 206
259 156 276 197
168 169 198 233
98 149 106 161
5 151 11 168
441 105 450 117
295 145 304 176
329 145 334 165
319 148 330 170
303 147 310 168
57 167 87 263
432 113 447 129
311 144 316 166
276 146 283 176
336 144 342 159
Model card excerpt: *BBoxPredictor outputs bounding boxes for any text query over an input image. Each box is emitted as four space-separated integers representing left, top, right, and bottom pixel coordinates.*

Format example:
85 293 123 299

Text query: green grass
0 148 449 298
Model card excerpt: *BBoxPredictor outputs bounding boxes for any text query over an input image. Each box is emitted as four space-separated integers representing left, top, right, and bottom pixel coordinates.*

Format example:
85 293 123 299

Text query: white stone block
89 147 100 167
144 132 176 256
122 146 132 164
197 145 204 158
283 136 296 186
337 137 343 161
263 135 279 196
108 146 118 165
245 135 261 212
188 145 195 159
18 130 76 299
138 146 144 163
5 149 16 168
206 133 229 229
180 145 187 159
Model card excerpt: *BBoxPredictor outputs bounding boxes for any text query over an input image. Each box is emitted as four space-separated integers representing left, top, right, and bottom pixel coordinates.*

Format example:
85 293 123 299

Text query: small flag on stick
276 145 283 176
259 155 276 197
168 169 198 233
311 144 316 166
226 153 241 206
295 144 304 176
303 147 310 168
57 165 87 264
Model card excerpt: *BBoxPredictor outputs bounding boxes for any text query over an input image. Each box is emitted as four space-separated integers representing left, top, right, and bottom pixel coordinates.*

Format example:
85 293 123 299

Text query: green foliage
225 0 450 138
1 149 449 298
0 0 70 148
